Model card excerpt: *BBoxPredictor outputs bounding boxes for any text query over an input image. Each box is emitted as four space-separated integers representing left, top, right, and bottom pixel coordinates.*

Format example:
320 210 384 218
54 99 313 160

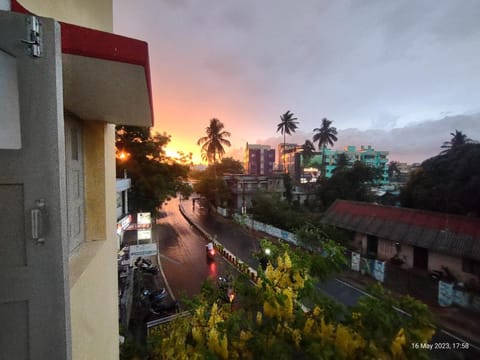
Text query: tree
115 126 190 216
192 157 244 207
440 129 475 153
148 242 434 359
401 143 480 216
197 118 231 165
317 161 381 210
386 161 401 182
335 153 350 172
313 118 338 178
301 139 316 166
276 110 299 173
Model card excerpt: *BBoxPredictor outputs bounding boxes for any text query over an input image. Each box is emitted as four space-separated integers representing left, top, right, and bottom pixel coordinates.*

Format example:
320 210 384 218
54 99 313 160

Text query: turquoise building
305 145 389 184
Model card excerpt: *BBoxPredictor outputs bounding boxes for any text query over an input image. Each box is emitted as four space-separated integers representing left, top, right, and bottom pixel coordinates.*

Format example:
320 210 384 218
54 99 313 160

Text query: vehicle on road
218 275 235 303
206 242 215 262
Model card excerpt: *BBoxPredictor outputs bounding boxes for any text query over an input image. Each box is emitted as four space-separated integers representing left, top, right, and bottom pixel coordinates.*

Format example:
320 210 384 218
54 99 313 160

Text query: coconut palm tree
276 110 299 173
440 129 474 153
312 118 338 178
197 118 231 165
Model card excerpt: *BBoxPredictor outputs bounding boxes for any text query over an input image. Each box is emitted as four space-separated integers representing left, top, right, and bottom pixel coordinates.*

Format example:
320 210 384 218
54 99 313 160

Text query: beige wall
70 240 119 360
70 123 118 359
17 0 112 31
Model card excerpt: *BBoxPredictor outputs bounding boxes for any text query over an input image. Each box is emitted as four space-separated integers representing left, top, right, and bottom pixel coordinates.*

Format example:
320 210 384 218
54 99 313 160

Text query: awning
12 0 154 127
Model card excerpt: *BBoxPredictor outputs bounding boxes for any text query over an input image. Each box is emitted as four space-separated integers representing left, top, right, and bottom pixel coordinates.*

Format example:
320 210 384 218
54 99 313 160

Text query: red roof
321 200 480 260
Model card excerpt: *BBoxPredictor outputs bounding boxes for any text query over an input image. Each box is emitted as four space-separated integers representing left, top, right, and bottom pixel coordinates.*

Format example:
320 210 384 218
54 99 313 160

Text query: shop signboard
130 243 157 258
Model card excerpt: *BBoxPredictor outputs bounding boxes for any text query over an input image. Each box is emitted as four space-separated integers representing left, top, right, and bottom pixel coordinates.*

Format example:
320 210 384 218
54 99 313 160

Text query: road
155 198 231 300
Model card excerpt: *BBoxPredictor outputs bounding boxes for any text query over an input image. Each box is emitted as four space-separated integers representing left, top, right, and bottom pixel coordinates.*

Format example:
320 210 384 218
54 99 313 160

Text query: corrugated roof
321 200 480 261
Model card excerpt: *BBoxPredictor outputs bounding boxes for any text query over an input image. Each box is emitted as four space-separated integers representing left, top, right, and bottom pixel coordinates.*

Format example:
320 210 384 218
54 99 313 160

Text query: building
276 143 299 174
0 1 153 359
304 145 389 183
224 174 285 213
244 143 275 176
321 200 480 284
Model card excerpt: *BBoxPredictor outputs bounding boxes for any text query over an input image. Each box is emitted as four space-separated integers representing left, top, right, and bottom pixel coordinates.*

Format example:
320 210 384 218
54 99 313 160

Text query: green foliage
349 284 434 360
248 192 317 232
115 126 190 216
317 161 381 210
401 143 480 216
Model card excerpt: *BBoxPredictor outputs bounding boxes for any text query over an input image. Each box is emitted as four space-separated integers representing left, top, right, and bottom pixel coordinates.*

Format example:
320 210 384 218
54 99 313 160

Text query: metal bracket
31 198 47 244
21 15 42 57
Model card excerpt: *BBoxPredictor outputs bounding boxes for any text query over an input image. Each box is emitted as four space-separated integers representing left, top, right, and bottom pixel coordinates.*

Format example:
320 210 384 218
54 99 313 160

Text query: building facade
321 200 480 284
0 1 153 359
224 174 285 212
244 143 275 176
304 145 389 183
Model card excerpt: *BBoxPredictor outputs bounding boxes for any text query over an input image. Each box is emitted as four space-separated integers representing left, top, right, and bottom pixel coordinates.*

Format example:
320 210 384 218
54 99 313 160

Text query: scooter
135 257 159 275
218 276 235 303
206 243 215 262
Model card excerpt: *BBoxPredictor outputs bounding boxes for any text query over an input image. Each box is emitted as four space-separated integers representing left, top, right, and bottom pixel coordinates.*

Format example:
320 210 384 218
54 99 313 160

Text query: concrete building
0 1 153 359
276 143 299 174
244 143 275 176
321 200 480 284
224 174 285 213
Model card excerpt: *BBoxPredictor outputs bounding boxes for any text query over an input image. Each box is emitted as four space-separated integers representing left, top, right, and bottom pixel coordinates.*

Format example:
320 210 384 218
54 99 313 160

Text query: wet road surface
155 198 230 300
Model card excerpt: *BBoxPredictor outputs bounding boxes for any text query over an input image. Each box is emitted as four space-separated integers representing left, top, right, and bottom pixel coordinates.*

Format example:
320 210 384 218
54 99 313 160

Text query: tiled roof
321 200 480 261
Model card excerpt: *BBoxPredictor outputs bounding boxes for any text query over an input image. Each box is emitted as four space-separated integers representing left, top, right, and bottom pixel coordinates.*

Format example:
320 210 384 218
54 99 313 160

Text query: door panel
0 11 70 360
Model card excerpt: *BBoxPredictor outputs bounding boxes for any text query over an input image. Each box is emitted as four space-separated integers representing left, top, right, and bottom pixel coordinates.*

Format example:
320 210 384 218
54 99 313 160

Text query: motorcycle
141 287 167 303
134 257 159 275
218 276 235 303
150 299 180 316
206 242 215 262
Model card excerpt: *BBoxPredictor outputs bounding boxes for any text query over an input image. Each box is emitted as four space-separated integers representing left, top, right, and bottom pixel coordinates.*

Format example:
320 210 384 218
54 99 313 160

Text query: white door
0 11 71 360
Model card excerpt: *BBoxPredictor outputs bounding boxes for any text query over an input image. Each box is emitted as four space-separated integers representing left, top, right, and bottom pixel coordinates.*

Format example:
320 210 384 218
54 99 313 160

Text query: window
65 116 85 253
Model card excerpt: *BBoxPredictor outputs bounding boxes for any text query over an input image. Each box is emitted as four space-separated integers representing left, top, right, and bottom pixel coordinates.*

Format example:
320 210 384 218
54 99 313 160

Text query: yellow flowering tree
148 245 434 359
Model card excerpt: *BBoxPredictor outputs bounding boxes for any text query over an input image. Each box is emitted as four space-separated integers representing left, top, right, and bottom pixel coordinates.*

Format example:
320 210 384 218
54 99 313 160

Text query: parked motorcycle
430 266 457 283
218 276 235 303
134 257 159 275
150 299 180 316
141 287 167 303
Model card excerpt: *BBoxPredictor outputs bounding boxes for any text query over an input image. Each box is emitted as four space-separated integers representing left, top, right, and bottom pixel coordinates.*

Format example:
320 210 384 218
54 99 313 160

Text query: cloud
230 113 480 164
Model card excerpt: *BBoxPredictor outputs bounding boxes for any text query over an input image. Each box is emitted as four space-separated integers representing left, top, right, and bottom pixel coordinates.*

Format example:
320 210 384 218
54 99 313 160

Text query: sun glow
164 143 203 164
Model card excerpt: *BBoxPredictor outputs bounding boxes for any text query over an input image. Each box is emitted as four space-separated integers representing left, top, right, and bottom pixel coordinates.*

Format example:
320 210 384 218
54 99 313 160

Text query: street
154 199 231 300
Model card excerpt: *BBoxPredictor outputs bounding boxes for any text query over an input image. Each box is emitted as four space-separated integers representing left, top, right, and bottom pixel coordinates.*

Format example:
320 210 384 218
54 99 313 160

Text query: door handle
32 198 46 244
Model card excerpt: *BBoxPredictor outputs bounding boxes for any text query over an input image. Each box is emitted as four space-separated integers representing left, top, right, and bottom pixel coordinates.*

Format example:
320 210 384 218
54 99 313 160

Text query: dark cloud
114 1 480 161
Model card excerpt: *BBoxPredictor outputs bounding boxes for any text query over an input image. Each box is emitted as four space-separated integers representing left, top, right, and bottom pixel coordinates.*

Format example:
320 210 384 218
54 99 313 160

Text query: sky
114 0 480 164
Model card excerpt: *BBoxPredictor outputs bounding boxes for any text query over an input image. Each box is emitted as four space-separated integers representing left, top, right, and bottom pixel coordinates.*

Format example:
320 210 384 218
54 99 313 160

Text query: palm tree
276 110 299 173
301 140 316 166
441 130 473 153
197 118 231 165
312 118 338 178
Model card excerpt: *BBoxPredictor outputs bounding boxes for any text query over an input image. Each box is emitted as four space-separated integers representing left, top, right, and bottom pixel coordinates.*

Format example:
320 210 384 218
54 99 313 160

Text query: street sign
130 243 158 258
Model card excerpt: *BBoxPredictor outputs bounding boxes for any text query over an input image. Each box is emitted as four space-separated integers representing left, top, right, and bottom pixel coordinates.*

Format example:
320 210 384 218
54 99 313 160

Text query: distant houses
321 200 480 284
